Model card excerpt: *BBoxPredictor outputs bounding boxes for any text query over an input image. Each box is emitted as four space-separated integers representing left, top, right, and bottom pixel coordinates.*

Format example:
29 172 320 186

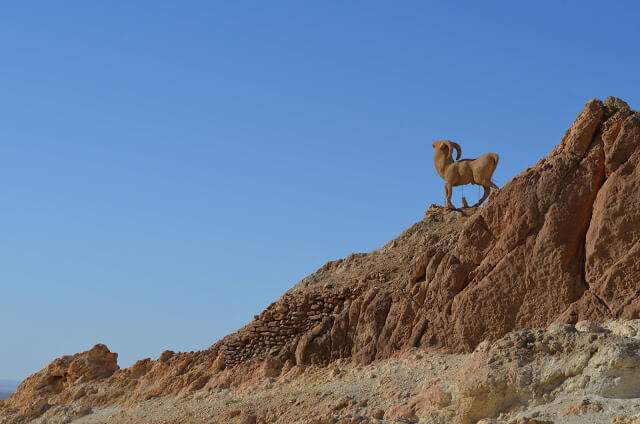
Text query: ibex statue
432 140 499 209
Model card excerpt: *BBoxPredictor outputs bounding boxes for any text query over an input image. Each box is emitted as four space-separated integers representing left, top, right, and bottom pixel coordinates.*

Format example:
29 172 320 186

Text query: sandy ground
41 351 465 424
26 346 640 424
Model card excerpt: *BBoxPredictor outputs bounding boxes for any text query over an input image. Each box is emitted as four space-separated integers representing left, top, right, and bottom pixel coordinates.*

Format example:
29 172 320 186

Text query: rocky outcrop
211 206 470 367
415 319 640 423
426 98 609 350
416 96 640 352
2 97 639 423
570 99 640 321
1 344 118 421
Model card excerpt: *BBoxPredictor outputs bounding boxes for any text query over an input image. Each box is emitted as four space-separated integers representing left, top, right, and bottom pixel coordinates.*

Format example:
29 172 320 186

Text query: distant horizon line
0 379 21 388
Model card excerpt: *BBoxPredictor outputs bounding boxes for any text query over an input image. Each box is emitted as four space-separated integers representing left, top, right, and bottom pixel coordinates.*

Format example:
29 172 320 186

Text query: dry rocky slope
2 96 640 424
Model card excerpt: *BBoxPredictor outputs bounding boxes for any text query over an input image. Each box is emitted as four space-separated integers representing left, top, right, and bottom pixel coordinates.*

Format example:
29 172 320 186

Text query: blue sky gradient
1 1 639 380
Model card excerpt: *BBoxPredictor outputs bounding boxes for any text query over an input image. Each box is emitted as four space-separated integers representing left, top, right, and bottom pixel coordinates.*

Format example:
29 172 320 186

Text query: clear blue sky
1 1 638 381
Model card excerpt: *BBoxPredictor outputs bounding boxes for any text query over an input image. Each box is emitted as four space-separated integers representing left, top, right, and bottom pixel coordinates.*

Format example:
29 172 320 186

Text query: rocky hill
1 97 639 424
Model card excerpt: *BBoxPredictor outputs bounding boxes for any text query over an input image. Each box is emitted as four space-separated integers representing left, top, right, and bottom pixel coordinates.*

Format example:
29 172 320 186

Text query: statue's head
432 140 461 161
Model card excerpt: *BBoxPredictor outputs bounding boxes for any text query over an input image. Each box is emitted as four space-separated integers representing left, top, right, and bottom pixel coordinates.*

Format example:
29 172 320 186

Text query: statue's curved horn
450 141 462 160
442 140 462 161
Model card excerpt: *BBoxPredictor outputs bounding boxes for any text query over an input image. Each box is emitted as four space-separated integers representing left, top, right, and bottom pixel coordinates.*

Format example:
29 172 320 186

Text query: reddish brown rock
436 98 607 350
3 344 118 420
561 399 603 416
583 109 640 319
10 344 117 405
211 352 226 372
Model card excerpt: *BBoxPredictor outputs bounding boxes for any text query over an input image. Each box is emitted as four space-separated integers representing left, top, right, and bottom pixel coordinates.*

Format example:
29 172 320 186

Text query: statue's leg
472 185 491 207
445 183 454 209
490 181 499 190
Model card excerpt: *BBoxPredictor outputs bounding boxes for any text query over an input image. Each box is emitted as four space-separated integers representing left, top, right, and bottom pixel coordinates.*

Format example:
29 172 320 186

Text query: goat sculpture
432 140 499 209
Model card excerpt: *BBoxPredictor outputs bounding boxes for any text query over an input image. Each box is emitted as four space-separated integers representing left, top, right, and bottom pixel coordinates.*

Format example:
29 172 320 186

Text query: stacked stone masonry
210 286 365 367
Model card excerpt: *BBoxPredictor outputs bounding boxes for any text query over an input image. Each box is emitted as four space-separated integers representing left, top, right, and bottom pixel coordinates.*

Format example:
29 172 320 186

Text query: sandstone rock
261 358 283 378
159 350 175 362
575 320 605 333
611 417 640 424
509 419 554 424
605 96 632 112
212 352 226 372
477 420 553 424
561 398 602 416
417 320 640 423
386 402 418 421
238 410 257 424
422 384 452 407
4 344 117 418
605 320 640 339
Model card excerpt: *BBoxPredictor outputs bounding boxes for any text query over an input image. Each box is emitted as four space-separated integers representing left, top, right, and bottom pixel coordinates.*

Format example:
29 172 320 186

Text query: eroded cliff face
417 96 640 352
414 319 640 424
2 97 639 423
